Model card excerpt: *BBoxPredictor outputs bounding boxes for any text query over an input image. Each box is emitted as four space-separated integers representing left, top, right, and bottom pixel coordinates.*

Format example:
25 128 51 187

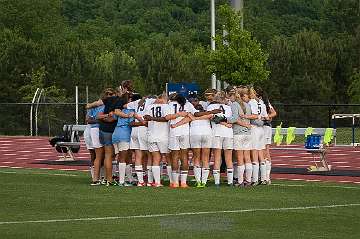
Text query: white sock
125 164 134 182
245 163 252 182
251 162 259 183
193 166 201 183
180 170 188 185
237 165 245 184
112 161 117 176
266 160 272 181
233 163 239 179
135 165 144 184
118 163 126 184
166 165 173 183
172 171 180 185
213 169 220 185
152 166 161 184
260 161 267 181
90 166 94 181
227 168 234 185
147 166 153 183
201 168 210 184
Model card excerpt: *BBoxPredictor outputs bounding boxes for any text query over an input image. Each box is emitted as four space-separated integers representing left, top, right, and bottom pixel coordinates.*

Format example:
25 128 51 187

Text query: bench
270 128 336 172
55 125 86 161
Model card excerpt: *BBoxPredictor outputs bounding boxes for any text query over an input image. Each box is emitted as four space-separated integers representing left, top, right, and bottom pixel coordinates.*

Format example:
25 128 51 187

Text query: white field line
0 170 78 177
0 203 359 225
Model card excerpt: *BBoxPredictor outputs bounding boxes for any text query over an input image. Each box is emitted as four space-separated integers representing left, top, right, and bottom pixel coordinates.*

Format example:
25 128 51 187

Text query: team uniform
248 99 268 150
248 98 268 184
168 101 197 150
145 103 171 154
207 103 233 150
263 103 274 145
207 102 234 186
127 98 156 151
228 101 253 185
190 112 213 149
189 108 213 186
112 108 135 185
112 108 135 154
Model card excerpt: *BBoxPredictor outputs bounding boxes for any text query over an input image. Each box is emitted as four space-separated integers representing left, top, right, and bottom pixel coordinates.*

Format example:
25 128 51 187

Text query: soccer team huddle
84 80 276 188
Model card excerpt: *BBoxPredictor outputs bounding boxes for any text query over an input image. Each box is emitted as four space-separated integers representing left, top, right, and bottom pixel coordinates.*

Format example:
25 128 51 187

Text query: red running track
0 136 359 184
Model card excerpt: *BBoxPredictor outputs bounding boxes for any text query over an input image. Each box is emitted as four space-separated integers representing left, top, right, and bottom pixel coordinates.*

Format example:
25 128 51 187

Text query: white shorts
130 127 148 151
113 142 130 154
84 125 93 150
90 127 102 149
212 136 234 150
263 125 272 145
251 126 265 150
233 134 252 150
190 135 212 148
149 141 169 154
168 135 190 151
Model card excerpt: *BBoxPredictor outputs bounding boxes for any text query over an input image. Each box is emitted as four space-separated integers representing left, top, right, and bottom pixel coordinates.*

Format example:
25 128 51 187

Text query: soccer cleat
180 183 189 188
197 182 206 188
251 181 259 186
170 183 179 188
152 183 163 187
195 182 202 188
106 181 119 187
101 178 107 185
137 182 145 187
118 182 132 187
146 182 153 187
267 180 271 185
259 181 267 185
90 181 101 186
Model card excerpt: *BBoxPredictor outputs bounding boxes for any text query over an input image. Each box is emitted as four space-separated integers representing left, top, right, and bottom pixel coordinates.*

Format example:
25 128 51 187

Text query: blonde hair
248 86 258 100
213 91 226 103
237 87 250 113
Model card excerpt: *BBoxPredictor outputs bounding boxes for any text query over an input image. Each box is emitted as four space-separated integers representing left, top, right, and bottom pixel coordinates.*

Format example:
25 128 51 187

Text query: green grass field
0 168 359 239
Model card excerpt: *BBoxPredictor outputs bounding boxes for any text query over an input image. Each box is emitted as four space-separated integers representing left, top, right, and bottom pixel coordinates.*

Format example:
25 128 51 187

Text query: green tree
204 5 269 86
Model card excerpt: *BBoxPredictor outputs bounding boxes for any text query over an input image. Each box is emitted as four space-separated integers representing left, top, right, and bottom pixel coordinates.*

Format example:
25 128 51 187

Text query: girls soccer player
166 94 197 188
241 87 269 185
256 88 277 184
86 103 105 185
207 92 234 186
127 96 156 186
143 93 171 187
112 105 137 186
227 88 253 187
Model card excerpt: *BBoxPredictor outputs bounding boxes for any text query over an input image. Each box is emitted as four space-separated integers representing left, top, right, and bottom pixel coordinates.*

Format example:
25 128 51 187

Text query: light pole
210 0 217 90
230 0 244 30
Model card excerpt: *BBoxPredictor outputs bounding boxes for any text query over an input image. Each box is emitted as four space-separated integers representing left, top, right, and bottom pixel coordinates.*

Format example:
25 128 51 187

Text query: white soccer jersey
127 98 156 121
248 99 268 117
199 101 210 110
207 103 233 138
168 101 196 137
190 111 212 136
145 103 170 142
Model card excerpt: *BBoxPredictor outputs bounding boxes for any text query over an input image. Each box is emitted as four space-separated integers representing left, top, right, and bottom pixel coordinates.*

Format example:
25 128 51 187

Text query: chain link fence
1 102 360 145
0 103 86 136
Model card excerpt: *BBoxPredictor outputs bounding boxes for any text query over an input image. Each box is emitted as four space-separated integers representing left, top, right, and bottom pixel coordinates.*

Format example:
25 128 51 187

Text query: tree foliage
0 0 359 104
204 5 269 86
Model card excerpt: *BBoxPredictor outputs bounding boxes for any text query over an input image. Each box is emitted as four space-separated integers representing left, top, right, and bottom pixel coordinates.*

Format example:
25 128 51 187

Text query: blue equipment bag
305 134 321 149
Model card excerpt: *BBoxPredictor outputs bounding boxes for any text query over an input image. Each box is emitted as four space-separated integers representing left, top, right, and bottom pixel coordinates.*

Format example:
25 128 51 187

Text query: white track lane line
0 203 359 225
271 183 360 189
